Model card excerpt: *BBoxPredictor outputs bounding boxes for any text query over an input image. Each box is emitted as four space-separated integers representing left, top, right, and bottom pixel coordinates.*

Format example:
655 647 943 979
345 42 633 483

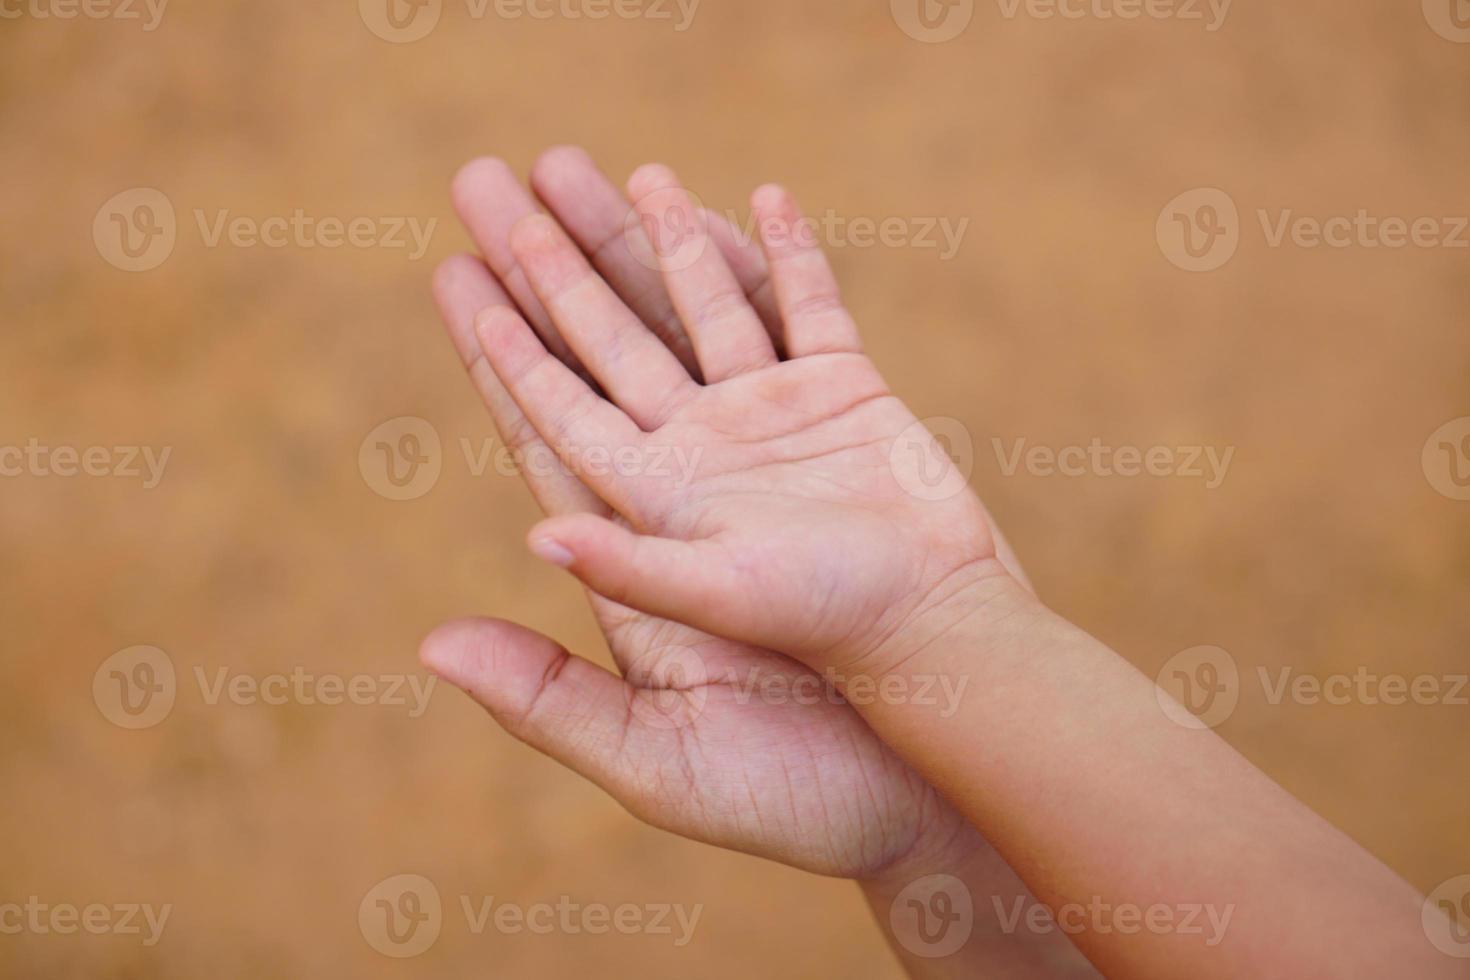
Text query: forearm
854 574 1451 979
859 827 1099 979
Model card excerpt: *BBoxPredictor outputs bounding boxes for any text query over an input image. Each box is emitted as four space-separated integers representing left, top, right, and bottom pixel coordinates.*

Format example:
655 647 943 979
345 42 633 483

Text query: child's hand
477 164 1029 672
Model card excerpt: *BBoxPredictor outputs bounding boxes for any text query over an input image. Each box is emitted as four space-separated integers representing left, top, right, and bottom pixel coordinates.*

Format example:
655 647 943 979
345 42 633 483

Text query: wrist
853 557 1047 687
860 807 992 893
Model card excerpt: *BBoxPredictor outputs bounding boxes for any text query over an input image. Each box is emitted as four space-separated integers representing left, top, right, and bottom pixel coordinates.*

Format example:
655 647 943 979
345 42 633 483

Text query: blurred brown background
2 0 1469 976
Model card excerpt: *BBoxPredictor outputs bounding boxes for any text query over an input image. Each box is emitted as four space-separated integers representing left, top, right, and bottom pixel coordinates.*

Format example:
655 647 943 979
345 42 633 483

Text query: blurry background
2 0 1469 975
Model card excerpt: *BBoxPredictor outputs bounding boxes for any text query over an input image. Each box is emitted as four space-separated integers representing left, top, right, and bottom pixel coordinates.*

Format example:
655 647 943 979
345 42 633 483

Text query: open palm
474 163 1019 670
515 344 1006 668
423 152 986 879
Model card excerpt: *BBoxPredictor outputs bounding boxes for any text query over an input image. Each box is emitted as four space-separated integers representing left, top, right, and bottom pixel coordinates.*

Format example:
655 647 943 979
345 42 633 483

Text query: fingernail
529 538 575 568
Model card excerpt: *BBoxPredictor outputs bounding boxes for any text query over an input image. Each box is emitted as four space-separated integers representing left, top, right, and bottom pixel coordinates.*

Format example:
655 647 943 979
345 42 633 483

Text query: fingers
508 214 698 430
452 155 702 431
526 513 757 642
704 207 784 351
529 146 701 375
433 256 681 677
474 304 649 517
750 184 864 358
532 147 787 363
450 157 583 371
431 253 607 518
628 164 779 383
420 618 693 821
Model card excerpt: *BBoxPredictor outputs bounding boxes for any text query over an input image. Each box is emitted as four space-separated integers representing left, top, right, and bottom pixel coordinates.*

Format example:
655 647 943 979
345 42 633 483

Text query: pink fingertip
529 538 575 568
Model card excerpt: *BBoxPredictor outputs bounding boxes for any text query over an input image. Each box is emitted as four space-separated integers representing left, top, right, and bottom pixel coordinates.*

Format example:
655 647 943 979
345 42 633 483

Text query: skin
425 148 1461 978
474 167 1016 673
426 148 1094 976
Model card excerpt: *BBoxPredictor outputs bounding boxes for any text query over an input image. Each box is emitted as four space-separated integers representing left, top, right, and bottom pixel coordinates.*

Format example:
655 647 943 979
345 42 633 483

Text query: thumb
419 617 704 814
525 514 755 642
